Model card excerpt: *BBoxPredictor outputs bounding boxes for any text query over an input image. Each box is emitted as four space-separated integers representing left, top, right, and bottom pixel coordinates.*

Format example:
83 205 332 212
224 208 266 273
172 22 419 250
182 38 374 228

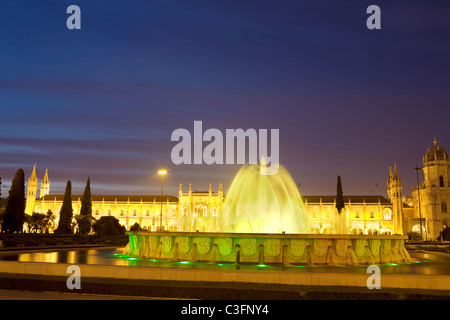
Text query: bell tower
423 137 449 188
387 163 404 234
25 164 38 214
40 169 50 198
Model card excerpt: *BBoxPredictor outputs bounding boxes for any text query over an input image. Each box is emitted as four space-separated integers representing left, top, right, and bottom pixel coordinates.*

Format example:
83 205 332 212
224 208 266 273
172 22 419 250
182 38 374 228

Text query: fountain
123 164 411 265
222 163 309 234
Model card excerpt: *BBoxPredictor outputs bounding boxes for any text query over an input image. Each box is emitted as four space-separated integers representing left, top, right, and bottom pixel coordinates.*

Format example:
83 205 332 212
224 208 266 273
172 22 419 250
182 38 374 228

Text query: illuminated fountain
222 163 309 234
124 163 411 265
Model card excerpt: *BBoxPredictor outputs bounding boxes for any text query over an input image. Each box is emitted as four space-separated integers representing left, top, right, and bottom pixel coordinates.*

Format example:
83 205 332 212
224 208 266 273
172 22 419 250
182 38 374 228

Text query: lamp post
158 169 167 231
413 166 424 241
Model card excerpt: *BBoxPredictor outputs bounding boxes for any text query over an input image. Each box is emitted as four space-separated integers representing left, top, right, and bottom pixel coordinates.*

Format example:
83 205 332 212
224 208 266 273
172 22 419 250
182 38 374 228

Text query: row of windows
310 228 393 235
94 209 167 216
310 211 392 220
92 207 220 217
89 203 448 217
351 229 392 235
355 212 376 219
94 209 153 216
182 206 219 217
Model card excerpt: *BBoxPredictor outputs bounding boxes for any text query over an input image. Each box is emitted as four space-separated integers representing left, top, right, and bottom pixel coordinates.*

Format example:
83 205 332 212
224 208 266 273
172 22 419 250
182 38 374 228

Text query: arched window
383 208 392 220
412 224 426 233
212 207 218 217
442 202 447 213
440 176 445 187
133 209 137 216
370 211 375 219
202 206 207 217
108 209 112 216
146 209 150 216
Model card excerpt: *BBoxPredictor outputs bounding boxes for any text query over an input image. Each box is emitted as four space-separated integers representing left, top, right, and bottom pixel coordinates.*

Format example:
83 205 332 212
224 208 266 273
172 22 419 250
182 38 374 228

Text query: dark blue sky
1 0 449 197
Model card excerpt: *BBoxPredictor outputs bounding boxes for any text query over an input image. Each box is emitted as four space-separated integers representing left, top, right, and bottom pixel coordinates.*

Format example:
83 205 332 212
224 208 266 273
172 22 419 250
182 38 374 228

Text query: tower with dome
409 138 450 240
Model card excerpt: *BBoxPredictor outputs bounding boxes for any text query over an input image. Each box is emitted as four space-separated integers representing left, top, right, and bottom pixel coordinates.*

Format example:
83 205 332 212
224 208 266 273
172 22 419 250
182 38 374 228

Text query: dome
425 138 448 162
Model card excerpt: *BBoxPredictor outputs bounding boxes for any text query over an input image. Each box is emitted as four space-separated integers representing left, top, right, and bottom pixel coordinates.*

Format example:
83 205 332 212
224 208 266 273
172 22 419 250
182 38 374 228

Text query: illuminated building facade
30 180 225 232
27 167 407 235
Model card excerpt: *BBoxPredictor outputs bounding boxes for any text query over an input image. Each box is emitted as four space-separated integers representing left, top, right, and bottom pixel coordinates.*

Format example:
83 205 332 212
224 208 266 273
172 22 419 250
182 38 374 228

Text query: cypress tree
2 169 25 233
76 177 94 234
336 175 345 214
55 180 73 234
80 177 92 216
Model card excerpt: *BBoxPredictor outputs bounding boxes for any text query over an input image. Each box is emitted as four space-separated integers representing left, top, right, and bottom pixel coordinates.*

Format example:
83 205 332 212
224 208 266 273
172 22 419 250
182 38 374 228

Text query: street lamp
158 169 167 231
413 166 424 241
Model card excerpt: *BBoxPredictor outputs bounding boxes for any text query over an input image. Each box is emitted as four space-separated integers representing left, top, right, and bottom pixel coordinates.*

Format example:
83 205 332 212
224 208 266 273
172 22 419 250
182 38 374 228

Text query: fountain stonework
124 163 411 265
123 232 410 265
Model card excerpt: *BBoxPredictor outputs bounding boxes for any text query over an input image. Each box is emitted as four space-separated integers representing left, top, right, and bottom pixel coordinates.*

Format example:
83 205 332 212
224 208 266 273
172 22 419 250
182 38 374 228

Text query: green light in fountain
223 163 310 233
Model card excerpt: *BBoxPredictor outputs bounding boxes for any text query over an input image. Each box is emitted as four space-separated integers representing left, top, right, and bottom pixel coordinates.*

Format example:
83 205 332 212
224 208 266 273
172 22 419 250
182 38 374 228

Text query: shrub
407 231 423 241
75 214 96 235
129 222 142 232
92 216 126 236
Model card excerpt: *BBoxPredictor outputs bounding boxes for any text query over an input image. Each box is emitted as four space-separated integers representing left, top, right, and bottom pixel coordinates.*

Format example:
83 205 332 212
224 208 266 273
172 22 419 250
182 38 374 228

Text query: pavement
0 289 179 300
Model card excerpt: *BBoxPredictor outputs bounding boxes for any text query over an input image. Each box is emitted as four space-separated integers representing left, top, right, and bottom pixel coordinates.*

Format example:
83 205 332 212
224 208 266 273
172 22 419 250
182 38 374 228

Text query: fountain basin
123 232 411 265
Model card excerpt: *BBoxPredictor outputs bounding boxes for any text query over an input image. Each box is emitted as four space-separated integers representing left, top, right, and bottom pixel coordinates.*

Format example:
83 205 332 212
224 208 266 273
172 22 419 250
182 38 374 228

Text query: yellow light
158 169 167 175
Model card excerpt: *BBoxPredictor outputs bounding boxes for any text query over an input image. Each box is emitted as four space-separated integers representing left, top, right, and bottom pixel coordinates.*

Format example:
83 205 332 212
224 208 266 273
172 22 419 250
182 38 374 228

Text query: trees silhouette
76 177 95 234
55 181 74 234
336 175 345 214
2 169 25 233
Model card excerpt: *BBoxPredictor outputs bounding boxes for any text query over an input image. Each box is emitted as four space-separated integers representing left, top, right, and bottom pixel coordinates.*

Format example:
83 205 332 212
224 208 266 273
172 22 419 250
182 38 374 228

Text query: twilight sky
1 0 449 197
